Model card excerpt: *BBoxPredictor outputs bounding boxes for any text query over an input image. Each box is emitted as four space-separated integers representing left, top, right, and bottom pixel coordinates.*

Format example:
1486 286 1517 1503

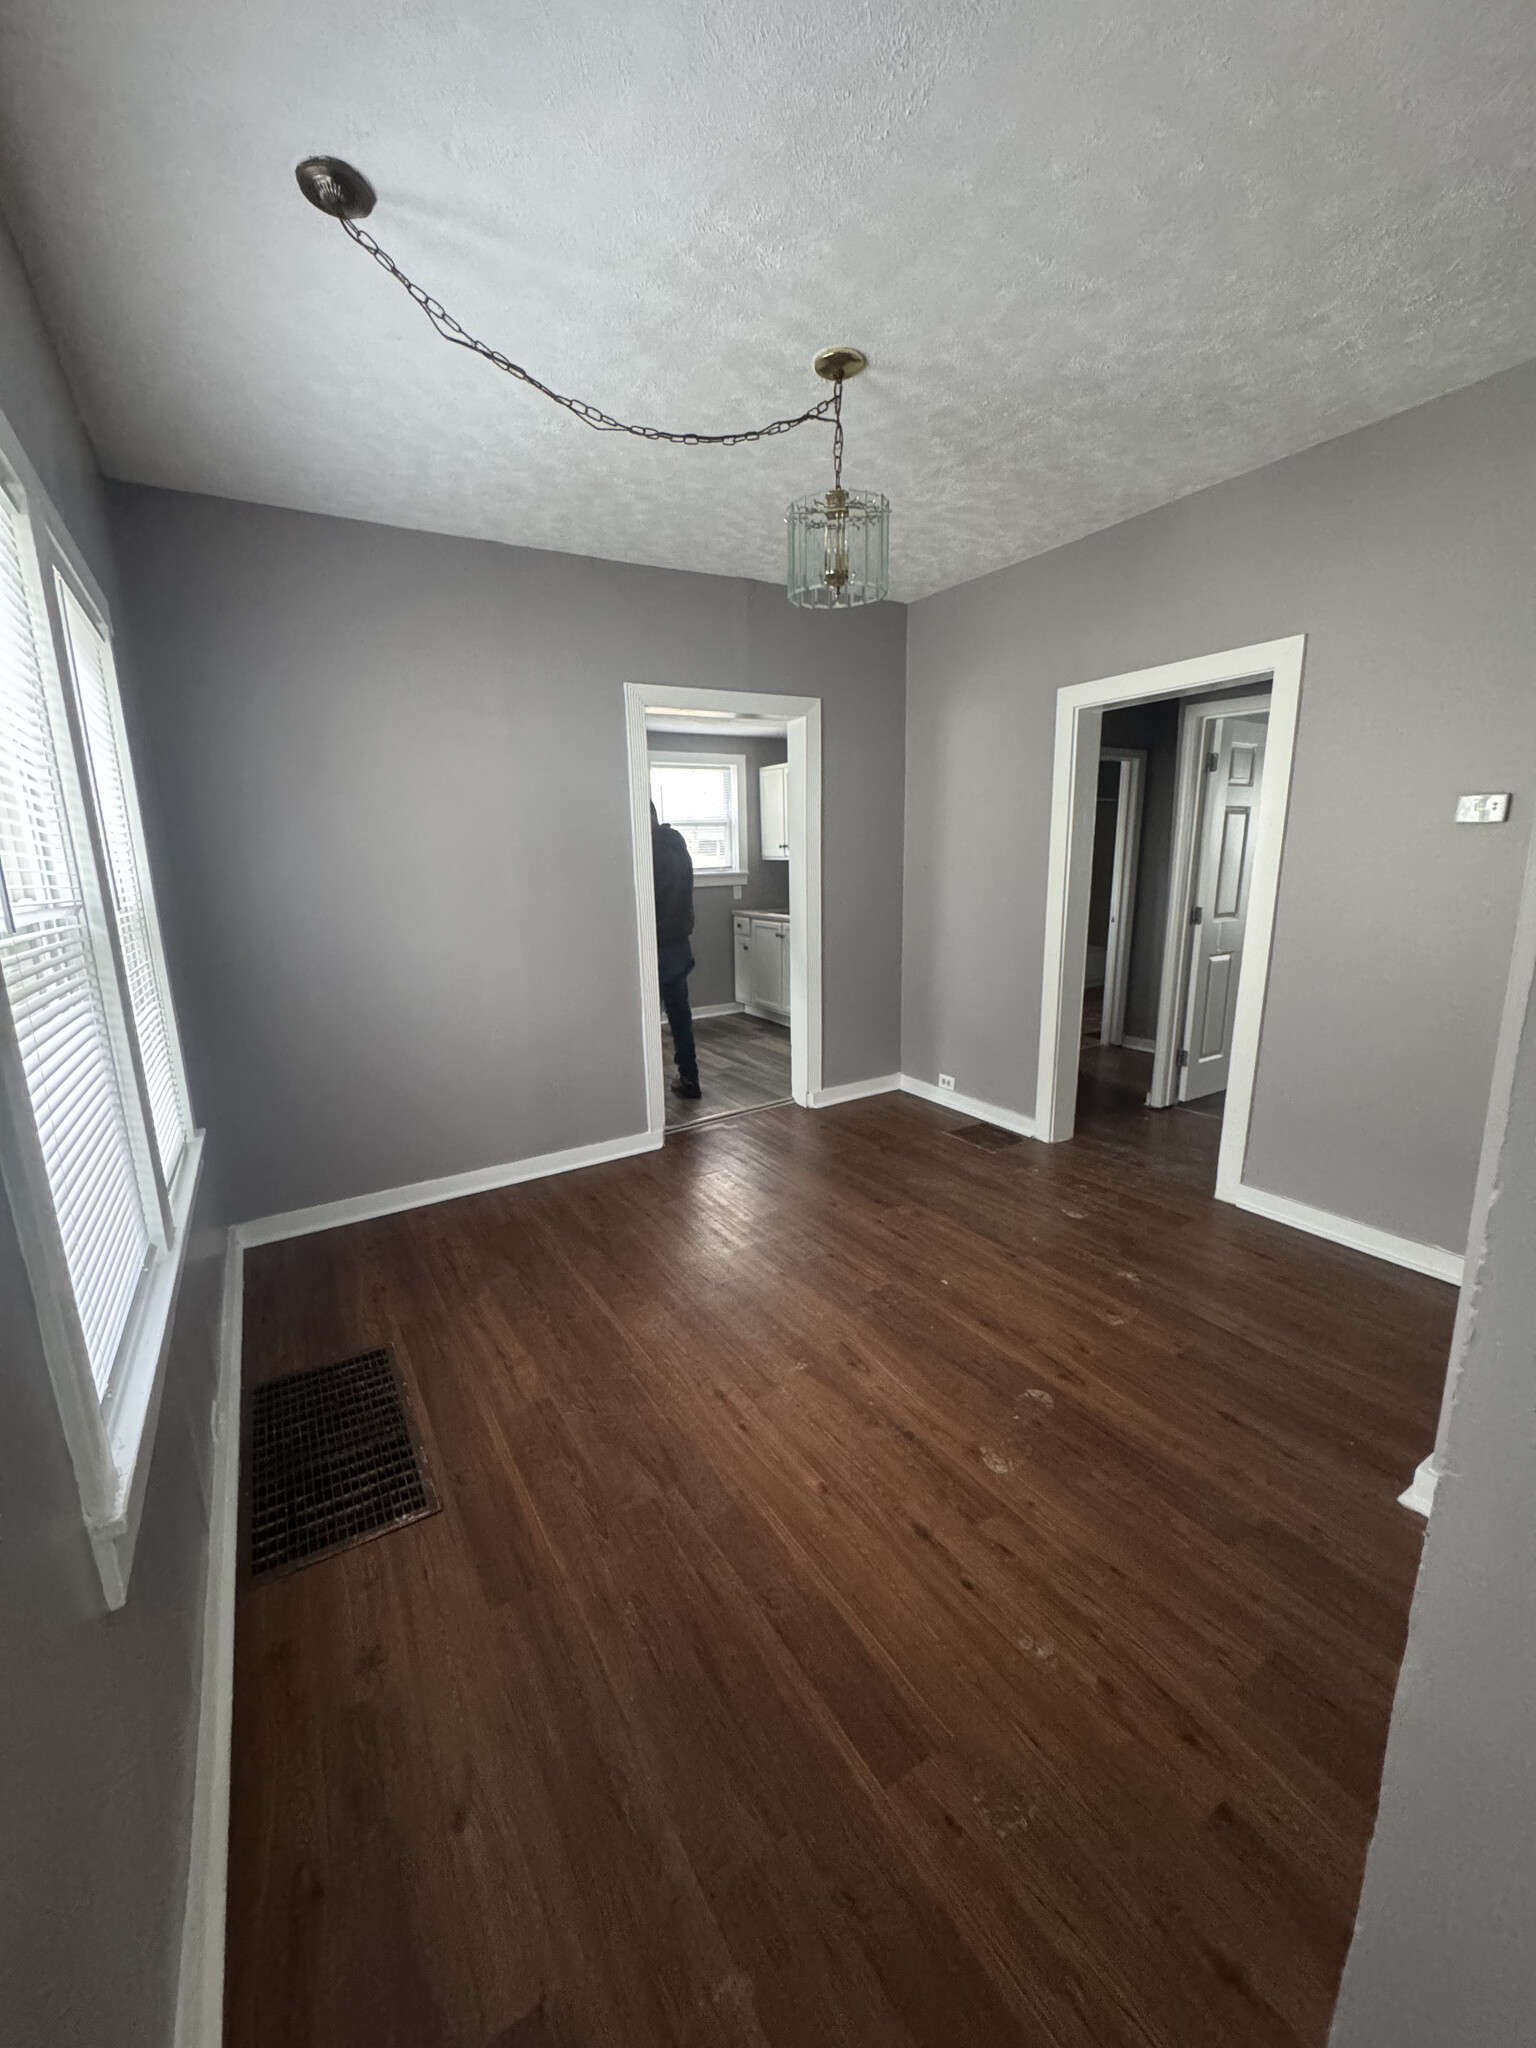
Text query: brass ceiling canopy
813 346 868 382
294 157 377 220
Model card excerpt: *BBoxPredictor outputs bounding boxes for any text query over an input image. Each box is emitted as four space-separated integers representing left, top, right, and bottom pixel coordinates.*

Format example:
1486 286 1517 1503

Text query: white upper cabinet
760 761 789 861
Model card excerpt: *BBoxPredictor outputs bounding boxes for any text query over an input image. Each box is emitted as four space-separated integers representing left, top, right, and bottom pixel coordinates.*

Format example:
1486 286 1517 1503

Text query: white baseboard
1231 1183 1465 1285
808 1073 902 1108
899 1074 1039 1139
690 1002 745 1020
236 1127 664 1248
1397 1454 1440 1518
743 1002 790 1026
173 1230 243 2048
1122 1034 1157 1053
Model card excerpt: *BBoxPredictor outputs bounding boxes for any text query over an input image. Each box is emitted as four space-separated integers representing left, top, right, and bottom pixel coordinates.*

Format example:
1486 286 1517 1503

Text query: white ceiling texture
0 1 1533 600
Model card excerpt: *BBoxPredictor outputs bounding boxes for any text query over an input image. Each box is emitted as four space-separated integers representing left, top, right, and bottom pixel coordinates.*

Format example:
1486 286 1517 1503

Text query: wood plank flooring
664 1012 792 1129
228 1073 1453 2048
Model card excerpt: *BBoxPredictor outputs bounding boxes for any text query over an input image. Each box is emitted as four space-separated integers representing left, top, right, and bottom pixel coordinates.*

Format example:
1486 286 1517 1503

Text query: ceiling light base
813 347 868 382
295 157 377 220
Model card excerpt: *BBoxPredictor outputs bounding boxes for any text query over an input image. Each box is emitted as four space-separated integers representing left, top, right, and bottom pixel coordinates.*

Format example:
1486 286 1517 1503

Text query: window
56 579 189 1183
0 454 198 1606
649 752 748 882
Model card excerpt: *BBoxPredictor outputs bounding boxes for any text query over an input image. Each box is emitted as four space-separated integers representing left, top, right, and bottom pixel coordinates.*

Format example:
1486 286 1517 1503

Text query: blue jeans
658 940 698 1084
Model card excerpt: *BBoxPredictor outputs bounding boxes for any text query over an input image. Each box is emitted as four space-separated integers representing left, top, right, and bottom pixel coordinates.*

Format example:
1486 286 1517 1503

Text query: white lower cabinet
733 912 790 1020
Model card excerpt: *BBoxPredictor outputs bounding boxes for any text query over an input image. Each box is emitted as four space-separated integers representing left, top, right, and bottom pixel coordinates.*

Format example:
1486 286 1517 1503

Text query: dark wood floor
664 1011 792 1129
229 1073 1453 2048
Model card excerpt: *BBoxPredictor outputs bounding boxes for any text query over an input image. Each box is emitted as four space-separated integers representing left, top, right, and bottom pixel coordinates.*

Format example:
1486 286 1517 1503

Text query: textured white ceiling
1 1 1533 600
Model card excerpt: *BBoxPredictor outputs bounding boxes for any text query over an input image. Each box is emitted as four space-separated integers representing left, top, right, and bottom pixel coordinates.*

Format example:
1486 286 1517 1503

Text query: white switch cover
1455 793 1511 824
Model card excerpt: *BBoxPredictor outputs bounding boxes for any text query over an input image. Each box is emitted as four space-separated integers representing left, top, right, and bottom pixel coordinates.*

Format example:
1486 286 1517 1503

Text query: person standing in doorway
651 802 701 1099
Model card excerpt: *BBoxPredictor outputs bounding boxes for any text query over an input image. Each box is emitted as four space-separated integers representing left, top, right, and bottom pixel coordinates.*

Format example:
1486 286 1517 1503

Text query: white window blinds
57 580 188 1180
0 490 150 1396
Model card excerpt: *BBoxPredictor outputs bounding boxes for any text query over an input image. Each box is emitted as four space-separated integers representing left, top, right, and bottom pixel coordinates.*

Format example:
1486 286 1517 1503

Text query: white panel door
1180 715 1267 1101
760 762 789 860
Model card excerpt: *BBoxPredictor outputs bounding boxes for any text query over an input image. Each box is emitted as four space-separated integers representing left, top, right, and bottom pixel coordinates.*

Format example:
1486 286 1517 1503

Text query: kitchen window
649 752 749 885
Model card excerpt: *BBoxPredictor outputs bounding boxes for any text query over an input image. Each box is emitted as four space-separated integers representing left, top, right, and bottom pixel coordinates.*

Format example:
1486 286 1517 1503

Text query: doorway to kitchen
624 683 823 1138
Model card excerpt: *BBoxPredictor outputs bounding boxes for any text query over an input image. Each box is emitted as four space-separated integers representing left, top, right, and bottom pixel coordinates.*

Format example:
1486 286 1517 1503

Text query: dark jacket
652 823 695 945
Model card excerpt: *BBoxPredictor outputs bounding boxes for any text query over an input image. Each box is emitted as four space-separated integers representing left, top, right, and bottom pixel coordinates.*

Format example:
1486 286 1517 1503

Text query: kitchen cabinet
733 911 790 1020
760 761 789 861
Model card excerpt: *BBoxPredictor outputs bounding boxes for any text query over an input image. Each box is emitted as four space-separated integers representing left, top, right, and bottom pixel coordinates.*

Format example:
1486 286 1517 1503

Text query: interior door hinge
1206 750 1219 772
1190 905 1203 925
1177 1049 1189 1069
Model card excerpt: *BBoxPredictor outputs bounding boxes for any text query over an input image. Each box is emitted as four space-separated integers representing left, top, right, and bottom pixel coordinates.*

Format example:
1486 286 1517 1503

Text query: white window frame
0 420 202 1610
648 750 750 886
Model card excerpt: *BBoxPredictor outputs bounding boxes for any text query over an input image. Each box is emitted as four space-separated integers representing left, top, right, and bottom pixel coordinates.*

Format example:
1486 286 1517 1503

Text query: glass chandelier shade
786 486 890 609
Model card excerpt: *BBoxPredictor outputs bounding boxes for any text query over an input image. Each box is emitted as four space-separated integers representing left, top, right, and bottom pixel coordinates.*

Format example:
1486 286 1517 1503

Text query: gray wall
647 729 789 1008
904 361 1536 1254
1329 829 1536 2046
106 485 907 1225
0 208 222 2047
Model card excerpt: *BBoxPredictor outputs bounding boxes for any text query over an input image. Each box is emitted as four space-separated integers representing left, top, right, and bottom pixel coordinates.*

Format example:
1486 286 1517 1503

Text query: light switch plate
1455 793 1511 824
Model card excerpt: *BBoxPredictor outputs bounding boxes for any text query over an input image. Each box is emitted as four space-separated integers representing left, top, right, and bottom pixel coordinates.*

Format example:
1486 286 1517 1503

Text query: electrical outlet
1455 792 1511 824
938 1073 956 1091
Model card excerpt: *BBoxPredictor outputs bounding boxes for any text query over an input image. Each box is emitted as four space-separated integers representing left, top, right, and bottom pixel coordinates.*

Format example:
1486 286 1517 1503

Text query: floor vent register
246 1347 440 1580
947 1120 1025 1151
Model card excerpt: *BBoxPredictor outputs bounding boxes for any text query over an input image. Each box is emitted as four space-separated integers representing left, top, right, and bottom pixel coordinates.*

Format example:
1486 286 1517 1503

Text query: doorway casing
1095 747 1145 1048
625 682 822 1141
1034 636 1306 1205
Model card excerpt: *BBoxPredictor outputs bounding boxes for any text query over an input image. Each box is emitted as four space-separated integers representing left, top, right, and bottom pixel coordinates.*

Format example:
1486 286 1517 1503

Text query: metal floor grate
947 1120 1024 1151
247 1347 440 1580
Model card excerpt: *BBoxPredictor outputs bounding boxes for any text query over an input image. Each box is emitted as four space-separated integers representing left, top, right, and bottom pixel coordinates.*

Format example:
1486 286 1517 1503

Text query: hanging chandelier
786 349 888 610
295 158 890 609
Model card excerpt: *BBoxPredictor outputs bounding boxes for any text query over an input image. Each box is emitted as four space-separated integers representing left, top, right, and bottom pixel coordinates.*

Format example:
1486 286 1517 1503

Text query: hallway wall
904 360 1536 1257
1329 828 1536 2045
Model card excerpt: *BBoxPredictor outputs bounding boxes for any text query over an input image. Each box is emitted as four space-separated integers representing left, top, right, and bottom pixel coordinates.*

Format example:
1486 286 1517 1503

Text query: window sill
695 871 749 889
89 1129 206 1607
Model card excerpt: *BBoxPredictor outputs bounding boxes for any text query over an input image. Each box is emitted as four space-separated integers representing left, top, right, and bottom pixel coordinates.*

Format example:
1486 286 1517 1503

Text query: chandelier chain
338 217 842 448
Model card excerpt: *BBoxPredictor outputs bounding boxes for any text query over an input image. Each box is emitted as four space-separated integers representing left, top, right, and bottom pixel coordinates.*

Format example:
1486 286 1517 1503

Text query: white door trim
172 1229 242 2048
1097 748 1145 1047
625 682 822 1139
1149 691 1273 1109
1034 636 1306 1207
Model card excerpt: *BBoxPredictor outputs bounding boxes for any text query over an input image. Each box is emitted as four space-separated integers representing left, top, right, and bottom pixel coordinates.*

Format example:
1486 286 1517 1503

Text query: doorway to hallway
1038 637 1303 1206
1075 687 1272 1165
